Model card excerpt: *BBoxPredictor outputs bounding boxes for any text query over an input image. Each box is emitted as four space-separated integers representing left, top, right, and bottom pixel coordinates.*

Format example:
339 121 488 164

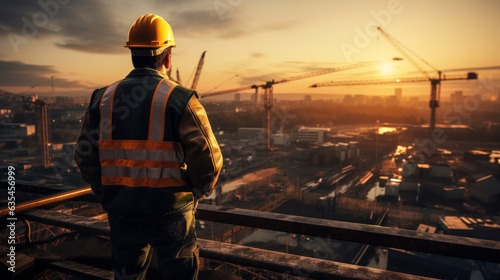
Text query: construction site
1 2 500 279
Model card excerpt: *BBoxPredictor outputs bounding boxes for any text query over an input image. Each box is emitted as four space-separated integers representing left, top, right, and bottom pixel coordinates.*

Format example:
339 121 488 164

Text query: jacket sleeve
75 93 102 195
179 95 223 199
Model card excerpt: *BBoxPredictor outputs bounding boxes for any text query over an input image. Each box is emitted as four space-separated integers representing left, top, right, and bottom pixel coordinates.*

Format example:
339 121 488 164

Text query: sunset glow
0 1 499 100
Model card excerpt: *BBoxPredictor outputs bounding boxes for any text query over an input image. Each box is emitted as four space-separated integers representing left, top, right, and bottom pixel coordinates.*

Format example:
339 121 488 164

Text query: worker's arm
179 95 223 200
75 91 102 195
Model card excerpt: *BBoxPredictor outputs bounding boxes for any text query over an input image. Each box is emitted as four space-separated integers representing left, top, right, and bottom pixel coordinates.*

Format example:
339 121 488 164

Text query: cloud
1 2 298 54
0 60 95 89
169 8 297 39
251 52 265 58
53 1 126 53
0 0 127 54
169 8 244 38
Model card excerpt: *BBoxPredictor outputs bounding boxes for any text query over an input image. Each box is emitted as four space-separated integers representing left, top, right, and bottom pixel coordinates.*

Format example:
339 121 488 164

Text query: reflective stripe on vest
98 79 186 188
99 80 122 141
149 80 176 141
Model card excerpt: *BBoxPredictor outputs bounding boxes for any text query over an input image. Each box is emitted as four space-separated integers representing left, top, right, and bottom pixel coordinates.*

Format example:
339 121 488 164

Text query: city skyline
1 0 499 100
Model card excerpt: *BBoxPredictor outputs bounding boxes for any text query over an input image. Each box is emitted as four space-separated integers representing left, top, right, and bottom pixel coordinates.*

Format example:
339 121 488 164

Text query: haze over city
1 1 500 279
1 0 500 99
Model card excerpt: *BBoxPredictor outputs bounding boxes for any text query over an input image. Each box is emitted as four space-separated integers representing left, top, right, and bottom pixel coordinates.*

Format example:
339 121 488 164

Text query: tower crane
191 51 206 91
1 77 53 168
311 27 478 140
201 58 401 150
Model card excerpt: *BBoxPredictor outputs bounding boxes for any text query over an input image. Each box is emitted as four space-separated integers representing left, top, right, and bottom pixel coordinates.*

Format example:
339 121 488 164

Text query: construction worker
75 14 223 280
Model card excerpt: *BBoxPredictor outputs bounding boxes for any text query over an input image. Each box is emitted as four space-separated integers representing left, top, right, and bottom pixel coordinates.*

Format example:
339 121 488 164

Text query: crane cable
18 75 56 95
205 74 239 94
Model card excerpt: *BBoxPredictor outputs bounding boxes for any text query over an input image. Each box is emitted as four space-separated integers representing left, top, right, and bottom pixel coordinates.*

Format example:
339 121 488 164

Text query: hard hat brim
124 43 176 48
130 47 171 57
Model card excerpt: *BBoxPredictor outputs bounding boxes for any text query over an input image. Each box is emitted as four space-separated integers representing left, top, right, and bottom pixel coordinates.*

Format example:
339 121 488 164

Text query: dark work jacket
75 68 223 218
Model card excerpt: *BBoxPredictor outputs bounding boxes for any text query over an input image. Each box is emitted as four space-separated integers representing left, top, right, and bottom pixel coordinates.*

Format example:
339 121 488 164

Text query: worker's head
125 14 176 72
130 47 171 70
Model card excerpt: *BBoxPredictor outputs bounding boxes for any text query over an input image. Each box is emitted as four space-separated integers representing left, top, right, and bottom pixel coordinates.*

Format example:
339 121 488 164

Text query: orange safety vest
98 79 186 188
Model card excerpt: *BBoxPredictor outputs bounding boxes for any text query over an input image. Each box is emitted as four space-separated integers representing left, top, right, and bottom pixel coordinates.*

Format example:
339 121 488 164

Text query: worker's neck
158 65 169 76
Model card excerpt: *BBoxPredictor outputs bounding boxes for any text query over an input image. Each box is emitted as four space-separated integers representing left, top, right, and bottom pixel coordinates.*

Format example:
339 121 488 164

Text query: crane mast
191 51 206 91
3 86 51 168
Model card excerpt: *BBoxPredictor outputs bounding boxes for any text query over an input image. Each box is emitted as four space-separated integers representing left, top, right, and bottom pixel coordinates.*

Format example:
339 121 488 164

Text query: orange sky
1 0 499 101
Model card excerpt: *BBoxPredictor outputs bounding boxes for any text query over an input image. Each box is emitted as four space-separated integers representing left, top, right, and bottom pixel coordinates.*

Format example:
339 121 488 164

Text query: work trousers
108 203 199 280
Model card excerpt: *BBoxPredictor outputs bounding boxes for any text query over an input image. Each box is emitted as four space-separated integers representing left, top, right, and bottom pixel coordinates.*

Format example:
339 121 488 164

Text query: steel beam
198 239 437 280
0 187 93 218
196 204 500 263
0 179 71 195
20 209 437 280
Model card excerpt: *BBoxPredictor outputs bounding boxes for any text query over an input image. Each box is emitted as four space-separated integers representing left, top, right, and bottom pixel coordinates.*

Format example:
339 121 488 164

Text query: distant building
460 150 500 177
234 93 241 102
237 127 265 140
55 96 76 105
402 163 452 179
326 133 355 143
450 90 463 104
272 133 290 146
464 150 490 163
367 96 383 106
304 95 311 102
0 109 12 116
251 93 258 104
438 215 500 241
385 181 400 196
297 127 330 143
416 224 436 233
353 94 365 105
385 95 399 107
318 142 335 164
337 142 348 162
0 109 13 122
343 95 353 105
401 163 464 200
409 96 419 104
0 123 35 138
469 175 500 204
394 88 402 101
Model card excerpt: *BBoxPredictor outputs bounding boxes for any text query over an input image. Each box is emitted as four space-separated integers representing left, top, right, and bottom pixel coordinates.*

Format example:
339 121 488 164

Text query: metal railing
2 181 500 279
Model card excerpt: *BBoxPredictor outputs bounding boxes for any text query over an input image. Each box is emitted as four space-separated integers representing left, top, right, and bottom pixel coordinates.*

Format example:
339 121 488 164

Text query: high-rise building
353 94 366 105
304 95 312 102
395 88 402 101
0 123 36 138
368 96 383 106
343 95 354 105
251 93 258 104
409 96 419 104
297 127 330 143
385 95 399 107
450 91 463 104
235 93 241 102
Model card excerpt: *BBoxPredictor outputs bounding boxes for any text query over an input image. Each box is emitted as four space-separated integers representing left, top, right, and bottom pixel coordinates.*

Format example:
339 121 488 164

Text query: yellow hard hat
125 14 176 56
